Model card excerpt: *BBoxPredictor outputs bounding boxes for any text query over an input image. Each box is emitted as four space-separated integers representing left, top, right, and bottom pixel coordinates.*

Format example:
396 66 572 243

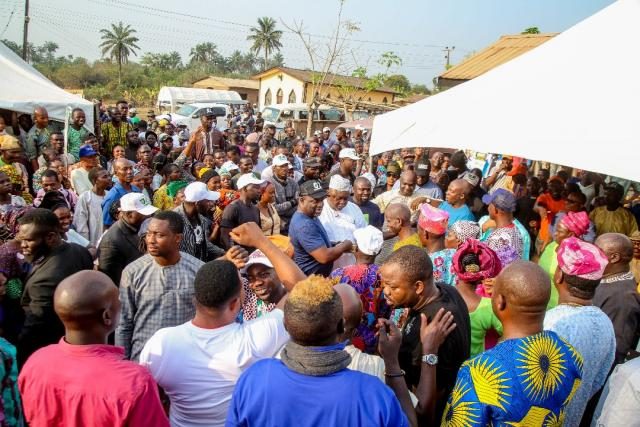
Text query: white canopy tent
0 42 95 130
371 0 640 183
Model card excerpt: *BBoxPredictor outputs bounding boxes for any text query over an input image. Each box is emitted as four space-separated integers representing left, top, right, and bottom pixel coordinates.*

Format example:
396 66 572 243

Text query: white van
172 103 229 131
157 86 247 114
261 103 345 131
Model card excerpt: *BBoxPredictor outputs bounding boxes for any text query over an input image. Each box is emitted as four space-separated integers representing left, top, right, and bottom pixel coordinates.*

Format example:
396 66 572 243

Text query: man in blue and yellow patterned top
442 261 583 426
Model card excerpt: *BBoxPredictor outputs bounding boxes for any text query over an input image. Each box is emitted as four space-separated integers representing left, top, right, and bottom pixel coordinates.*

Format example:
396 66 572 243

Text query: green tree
384 74 411 96
189 42 219 73
247 17 283 71
99 21 140 85
522 27 540 34
411 83 431 95
267 52 285 68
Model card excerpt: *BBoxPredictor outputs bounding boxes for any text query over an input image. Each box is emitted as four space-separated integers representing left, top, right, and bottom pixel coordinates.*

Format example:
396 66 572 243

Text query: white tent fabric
371 0 640 183
0 42 95 130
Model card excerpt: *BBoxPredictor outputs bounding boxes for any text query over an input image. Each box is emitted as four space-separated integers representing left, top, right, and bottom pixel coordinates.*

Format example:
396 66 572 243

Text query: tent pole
21 0 29 61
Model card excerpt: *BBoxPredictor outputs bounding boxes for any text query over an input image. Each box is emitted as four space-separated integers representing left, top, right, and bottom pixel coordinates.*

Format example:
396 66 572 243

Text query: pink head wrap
556 237 609 280
418 203 449 236
560 211 590 238
452 239 502 283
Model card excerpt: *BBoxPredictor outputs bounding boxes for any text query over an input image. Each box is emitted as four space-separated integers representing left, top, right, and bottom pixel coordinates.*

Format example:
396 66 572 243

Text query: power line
0 6 16 38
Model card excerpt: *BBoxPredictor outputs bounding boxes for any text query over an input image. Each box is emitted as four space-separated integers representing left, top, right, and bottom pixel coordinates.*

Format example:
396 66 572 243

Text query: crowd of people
0 100 638 426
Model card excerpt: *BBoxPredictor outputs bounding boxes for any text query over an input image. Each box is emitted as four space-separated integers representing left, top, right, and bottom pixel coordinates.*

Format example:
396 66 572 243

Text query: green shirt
538 241 560 309
67 126 89 162
469 297 503 357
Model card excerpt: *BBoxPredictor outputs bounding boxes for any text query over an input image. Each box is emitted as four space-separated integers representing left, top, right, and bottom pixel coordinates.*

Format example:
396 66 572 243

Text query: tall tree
247 17 283 71
99 21 140 85
189 42 218 73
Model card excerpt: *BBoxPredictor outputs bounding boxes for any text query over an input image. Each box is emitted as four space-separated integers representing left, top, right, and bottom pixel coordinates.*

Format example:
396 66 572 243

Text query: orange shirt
536 193 567 243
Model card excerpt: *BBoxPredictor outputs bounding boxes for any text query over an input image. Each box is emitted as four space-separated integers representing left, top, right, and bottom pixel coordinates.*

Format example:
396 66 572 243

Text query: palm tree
99 22 140 85
189 42 218 73
247 17 283 71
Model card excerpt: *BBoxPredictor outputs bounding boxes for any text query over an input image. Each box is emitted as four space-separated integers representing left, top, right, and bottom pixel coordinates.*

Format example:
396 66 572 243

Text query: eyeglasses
386 172 399 178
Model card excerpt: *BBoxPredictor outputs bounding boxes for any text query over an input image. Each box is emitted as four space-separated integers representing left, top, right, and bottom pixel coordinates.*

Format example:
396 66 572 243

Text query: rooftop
252 66 398 94
192 76 259 90
439 33 558 81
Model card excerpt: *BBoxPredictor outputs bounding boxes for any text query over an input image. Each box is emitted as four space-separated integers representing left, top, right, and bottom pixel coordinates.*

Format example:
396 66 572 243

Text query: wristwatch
422 354 438 365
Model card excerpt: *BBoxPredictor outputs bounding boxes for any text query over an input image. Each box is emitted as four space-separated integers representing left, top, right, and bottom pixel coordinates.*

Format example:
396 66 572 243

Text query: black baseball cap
200 108 217 117
299 180 327 198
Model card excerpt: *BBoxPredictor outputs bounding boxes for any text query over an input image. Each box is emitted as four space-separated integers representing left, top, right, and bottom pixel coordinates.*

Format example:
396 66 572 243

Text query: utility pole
22 0 29 61
443 46 455 69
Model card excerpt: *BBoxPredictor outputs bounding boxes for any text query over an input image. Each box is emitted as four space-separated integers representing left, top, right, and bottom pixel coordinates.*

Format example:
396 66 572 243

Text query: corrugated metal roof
193 76 259 90
252 66 398 94
439 33 558 81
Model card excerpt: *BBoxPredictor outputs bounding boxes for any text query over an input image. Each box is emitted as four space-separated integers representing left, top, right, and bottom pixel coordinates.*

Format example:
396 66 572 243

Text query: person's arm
378 318 418 427
414 310 457 422
101 191 115 227
115 268 136 359
309 240 353 264
72 193 90 240
219 204 237 250
230 222 305 308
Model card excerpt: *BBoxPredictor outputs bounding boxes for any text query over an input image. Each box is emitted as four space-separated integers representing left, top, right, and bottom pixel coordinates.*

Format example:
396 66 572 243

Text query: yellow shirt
393 233 422 251
590 206 639 237
152 184 173 211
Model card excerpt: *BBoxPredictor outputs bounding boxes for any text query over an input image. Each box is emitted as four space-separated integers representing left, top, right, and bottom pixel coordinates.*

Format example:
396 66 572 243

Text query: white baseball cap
322 127 331 132
329 175 352 192
353 225 384 255
237 173 265 190
184 182 220 203
221 161 239 171
339 148 359 160
241 249 274 273
272 154 290 167
120 193 158 216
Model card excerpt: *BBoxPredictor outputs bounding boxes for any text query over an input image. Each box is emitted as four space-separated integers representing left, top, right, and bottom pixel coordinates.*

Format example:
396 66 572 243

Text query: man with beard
380 245 470 424
16 209 94 366
298 157 321 186
124 130 141 162
220 174 264 250
352 176 384 229
101 107 132 155
289 179 353 276
590 182 638 237
99 192 157 286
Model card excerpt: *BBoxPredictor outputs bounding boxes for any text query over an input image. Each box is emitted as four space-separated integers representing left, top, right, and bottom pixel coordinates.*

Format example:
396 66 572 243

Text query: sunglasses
386 172 400 178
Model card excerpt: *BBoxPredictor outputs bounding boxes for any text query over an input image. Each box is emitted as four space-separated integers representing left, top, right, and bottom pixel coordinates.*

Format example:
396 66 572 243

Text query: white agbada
319 175 367 268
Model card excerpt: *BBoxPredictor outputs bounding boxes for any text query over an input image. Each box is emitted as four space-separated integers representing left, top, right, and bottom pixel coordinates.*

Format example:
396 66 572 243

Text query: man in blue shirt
102 158 140 227
439 178 475 226
288 180 352 276
226 275 411 427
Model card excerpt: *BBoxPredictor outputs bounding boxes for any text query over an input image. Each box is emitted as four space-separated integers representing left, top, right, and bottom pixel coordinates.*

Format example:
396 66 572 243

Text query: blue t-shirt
226 359 409 427
101 182 140 226
289 211 332 276
440 201 476 226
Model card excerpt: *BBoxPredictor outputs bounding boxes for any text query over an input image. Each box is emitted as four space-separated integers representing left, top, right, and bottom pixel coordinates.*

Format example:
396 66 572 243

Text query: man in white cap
221 174 264 249
267 154 300 235
98 192 158 286
240 249 288 321
328 147 359 186
319 175 367 268
320 126 332 149
174 181 224 262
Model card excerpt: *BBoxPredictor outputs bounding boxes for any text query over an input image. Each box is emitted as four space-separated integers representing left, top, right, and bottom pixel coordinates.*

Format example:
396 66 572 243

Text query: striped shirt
115 252 204 361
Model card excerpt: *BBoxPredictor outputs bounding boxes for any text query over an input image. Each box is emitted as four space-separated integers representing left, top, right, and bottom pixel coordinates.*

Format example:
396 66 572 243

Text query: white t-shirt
139 310 289 427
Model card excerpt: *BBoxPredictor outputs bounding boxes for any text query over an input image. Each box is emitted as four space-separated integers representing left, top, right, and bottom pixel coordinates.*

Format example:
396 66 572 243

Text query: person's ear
175 232 183 246
553 267 563 287
414 280 425 297
102 309 113 327
610 252 621 264
494 293 506 312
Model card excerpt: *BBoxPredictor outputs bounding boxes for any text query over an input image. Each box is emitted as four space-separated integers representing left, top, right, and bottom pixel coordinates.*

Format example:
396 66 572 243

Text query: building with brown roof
437 33 558 90
252 66 397 109
192 76 260 106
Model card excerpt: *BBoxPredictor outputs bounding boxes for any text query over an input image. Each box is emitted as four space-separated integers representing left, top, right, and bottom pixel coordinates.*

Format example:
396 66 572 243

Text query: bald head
385 203 411 224
450 179 471 197
596 233 633 262
333 283 363 336
54 271 120 334
354 176 371 189
33 106 48 117
399 170 417 196
494 261 550 312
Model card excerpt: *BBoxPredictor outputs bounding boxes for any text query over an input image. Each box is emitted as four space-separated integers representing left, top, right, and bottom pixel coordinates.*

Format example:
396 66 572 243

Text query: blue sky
0 0 614 86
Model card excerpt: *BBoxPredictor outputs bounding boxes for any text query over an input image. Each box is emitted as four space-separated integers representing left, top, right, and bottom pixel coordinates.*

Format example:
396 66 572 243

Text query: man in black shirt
379 245 470 423
17 209 94 366
298 157 321 186
220 174 263 250
351 176 384 229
